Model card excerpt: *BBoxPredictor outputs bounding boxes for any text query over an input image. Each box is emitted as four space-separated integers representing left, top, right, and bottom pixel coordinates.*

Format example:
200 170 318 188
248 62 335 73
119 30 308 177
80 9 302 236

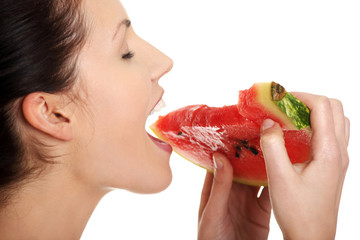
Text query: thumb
260 119 294 186
205 152 233 215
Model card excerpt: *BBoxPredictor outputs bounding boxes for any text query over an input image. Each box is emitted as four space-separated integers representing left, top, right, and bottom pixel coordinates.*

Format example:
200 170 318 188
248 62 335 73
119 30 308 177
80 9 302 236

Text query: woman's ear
22 92 73 141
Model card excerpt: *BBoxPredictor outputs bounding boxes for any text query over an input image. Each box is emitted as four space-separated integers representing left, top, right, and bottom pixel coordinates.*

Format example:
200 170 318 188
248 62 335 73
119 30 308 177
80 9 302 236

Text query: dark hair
0 0 88 206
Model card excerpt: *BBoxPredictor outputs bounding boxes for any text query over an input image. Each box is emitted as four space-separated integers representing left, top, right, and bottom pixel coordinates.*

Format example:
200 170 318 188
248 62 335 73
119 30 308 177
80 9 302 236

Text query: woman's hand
260 93 350 240
197 153 271 240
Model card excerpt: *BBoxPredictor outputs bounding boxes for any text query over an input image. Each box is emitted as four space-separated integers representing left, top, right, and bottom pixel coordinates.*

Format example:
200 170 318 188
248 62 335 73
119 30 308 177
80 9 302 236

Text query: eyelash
122 51 134 60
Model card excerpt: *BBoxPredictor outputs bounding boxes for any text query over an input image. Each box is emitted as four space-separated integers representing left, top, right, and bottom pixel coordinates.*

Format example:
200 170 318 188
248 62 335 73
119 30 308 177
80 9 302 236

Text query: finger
292 93 338 163
204 152 234 216
198 171 214 221
257 187 271 215
334 140 350 212
329 99 346 144
345 117 350 147
342 117 350 178
260 119 295 186
329 99 350 170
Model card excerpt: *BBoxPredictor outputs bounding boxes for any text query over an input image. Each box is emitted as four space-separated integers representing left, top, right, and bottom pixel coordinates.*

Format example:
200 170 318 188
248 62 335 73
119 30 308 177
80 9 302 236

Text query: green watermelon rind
247 82 311 131
273 92 311 130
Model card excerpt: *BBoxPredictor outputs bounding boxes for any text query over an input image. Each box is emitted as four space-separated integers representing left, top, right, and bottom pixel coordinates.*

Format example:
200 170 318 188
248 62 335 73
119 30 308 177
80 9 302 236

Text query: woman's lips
147 133 172 153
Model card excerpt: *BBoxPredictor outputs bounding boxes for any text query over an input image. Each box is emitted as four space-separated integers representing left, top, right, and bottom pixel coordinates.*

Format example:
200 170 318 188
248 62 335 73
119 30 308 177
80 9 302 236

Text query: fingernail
213 154 223 170
262 119 275 132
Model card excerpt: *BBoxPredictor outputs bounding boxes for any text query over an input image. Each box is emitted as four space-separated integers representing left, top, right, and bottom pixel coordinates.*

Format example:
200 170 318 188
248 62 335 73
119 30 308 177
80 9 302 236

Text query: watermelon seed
237 140 259 156
249 147 259 155
177 131 183 136
241 141 250 150
240 140 248 145
235 152 240 158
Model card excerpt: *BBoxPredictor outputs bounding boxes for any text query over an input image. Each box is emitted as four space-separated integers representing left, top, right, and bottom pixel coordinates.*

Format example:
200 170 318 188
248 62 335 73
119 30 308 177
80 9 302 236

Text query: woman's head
0 0 173 207
0 0 88 206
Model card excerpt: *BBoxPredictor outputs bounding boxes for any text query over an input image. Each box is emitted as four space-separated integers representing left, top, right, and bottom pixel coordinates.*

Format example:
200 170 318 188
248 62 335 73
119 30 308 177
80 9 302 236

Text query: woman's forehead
82 0 128 40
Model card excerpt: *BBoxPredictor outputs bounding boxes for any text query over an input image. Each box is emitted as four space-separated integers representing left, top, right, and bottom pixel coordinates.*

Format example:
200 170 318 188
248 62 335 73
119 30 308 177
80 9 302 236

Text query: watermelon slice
150 82 312 186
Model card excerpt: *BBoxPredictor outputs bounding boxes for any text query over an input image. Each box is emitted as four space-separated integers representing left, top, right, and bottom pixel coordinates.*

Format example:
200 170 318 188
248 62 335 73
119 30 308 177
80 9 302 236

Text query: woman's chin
129 170 173 194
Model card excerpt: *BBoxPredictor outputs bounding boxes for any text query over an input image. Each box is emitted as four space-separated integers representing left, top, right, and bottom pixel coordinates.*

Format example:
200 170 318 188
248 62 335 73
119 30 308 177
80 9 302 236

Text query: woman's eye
122 51 134 60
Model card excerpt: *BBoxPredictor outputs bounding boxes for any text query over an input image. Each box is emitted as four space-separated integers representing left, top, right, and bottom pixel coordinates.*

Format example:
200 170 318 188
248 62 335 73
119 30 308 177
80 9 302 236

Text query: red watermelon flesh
151 105 311 186
150 82 312 186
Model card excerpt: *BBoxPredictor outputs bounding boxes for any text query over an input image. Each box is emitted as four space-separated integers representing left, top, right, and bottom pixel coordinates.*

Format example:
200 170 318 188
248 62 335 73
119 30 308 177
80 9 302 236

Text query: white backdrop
82 0 360 239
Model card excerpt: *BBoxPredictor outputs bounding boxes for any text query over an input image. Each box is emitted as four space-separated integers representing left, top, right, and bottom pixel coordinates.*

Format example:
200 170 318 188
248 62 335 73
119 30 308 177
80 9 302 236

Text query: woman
0 0 349 239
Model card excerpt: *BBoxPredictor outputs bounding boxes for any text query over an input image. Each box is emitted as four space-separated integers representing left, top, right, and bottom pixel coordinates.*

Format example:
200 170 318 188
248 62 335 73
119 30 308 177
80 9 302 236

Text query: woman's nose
151 55 173 82
150 49 173 82
139 38 173 82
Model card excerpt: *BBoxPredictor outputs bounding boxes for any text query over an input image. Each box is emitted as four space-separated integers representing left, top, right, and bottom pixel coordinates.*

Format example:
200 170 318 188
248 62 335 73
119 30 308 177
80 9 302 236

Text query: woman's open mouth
147 97 172 153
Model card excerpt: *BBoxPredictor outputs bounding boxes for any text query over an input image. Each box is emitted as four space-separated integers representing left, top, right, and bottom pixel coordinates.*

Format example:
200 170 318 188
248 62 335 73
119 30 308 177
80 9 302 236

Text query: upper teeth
150 99 166 115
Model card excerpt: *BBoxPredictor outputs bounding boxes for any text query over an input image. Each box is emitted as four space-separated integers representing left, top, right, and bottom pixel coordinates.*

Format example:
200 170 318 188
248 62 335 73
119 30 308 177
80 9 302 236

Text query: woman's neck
0 166 109 240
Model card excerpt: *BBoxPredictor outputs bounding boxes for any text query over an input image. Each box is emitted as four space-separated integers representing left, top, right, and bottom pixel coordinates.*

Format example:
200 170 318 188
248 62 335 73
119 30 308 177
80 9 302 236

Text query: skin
198 153 271 240
73 0 173 194
0 0 173 239
0 0 350 239
262 94 350 239
198 93 350 240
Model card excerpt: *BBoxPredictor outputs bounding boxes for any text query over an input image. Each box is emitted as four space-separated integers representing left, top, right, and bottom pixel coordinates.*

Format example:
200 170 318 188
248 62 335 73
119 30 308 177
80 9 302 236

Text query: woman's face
73 0 173 193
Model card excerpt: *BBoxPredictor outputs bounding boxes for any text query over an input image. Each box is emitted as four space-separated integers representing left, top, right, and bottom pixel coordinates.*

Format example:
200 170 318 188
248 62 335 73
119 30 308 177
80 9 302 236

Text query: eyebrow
112 19 131 41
